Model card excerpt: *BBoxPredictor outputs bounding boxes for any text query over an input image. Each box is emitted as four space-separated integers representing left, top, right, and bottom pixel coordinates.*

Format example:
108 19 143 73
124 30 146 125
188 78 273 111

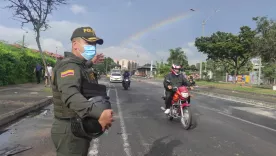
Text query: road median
0 83 53 127
0 97 53 127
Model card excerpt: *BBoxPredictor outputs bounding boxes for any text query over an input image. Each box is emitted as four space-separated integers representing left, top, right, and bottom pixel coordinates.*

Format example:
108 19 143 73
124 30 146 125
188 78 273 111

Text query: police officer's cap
71 26 104 45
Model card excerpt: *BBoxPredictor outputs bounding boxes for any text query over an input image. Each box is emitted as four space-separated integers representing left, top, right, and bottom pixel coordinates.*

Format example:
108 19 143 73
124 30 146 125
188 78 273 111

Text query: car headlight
181 92 189 98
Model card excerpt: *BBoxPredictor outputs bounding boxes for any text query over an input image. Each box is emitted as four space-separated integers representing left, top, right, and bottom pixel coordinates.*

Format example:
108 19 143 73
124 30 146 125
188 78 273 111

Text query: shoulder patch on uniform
61 70 74 77
89 73 95 80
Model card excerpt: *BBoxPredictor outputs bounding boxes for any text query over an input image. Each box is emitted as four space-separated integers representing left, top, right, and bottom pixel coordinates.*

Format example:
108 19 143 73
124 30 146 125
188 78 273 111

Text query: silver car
109 73 123 83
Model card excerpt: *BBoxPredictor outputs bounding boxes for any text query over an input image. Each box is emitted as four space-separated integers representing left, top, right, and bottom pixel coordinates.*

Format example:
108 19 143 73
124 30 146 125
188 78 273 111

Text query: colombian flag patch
61 70 74 77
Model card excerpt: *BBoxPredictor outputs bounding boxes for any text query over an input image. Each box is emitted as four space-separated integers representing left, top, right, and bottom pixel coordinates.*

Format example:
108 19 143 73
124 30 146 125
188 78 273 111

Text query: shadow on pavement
144 135 182 156
187 107 202 130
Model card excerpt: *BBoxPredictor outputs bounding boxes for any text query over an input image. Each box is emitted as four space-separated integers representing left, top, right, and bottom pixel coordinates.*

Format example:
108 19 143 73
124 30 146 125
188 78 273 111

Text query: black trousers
165 91 173 109
36 71 41 83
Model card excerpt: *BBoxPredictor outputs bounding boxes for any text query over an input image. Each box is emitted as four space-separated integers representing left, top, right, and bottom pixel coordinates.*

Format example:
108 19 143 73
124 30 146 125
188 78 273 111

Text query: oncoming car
109 73 122 83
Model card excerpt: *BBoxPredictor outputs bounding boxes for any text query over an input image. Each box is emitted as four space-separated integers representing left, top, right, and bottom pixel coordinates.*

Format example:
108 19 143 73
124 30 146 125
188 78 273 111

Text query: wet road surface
0 79 276 156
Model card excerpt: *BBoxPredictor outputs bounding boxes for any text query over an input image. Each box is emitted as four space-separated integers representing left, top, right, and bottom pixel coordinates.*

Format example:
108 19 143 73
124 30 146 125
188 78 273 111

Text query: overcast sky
0 0 275 65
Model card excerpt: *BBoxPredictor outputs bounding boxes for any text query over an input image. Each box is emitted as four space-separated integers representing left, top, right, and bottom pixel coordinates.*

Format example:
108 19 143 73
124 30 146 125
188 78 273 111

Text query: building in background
135 64 156 77
113 59 138 73
196 63 200 70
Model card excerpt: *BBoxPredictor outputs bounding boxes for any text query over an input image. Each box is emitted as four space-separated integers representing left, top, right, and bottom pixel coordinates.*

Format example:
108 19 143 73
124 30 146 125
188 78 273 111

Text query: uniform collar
64 52 86 65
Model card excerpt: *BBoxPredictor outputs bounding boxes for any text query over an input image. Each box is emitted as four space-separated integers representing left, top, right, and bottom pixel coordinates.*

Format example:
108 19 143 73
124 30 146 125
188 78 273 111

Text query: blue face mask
81 45 96 60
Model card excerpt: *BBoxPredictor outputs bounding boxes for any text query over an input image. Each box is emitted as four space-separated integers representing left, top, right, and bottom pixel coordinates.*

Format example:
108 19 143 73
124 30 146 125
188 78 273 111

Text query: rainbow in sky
120 11 195 46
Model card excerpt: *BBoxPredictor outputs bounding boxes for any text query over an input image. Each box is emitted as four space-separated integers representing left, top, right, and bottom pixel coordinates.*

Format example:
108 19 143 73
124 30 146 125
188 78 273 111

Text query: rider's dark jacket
123 72 130 79
163 73 191 91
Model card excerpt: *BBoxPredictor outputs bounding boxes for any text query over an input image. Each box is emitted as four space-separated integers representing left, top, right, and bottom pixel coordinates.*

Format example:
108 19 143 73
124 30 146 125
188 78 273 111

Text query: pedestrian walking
34 63 42 84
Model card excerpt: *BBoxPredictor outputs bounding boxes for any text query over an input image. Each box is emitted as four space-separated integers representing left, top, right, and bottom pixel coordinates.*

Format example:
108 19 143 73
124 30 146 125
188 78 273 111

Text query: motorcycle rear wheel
180 107 192 130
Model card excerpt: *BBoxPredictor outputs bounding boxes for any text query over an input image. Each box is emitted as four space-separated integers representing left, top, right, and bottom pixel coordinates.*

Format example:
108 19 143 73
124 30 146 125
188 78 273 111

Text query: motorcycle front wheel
180 107 192 130
123 83 128 90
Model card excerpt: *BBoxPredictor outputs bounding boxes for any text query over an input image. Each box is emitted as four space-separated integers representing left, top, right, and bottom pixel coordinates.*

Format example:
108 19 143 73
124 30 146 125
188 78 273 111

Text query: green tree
156 60 171 77
262 63 276 83
194 26 256 77
189 65 197 71
253 16 276 62
94 57 115 74
5 0 68 86
167 47 189 69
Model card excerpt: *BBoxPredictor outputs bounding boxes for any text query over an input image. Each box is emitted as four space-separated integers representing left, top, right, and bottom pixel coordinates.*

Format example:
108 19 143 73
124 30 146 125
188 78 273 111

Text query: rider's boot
164 109 170 114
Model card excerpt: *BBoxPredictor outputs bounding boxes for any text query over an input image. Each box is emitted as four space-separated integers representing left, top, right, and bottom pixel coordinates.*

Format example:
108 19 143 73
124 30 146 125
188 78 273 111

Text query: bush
0 42 56 86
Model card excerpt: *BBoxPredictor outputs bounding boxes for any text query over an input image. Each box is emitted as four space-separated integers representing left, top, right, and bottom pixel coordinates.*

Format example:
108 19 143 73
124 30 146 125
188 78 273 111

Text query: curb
0 97 53 127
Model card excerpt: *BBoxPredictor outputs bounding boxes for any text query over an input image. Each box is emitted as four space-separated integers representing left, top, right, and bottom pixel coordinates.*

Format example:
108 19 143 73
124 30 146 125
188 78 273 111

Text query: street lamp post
22 31 28 48
56 47 58 61
199 9 220 79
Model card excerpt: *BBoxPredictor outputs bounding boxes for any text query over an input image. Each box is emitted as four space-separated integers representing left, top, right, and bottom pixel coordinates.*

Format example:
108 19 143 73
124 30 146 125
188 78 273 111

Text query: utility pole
22 34 25 47
258 57 263 86
55 47 58 61
105 61 108 75
150 60 153 77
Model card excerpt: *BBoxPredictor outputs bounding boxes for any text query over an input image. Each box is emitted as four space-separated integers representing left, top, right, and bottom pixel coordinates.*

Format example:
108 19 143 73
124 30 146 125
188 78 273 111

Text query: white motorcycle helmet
171 64 181 75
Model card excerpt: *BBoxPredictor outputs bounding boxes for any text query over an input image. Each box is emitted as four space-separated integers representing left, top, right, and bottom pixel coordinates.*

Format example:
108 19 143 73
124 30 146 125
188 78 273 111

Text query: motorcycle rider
123 70 130 78
163 64 193 114
123 70 131 82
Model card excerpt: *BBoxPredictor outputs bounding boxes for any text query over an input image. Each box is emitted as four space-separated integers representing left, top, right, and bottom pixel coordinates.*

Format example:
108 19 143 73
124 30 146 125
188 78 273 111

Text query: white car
109 73 123 83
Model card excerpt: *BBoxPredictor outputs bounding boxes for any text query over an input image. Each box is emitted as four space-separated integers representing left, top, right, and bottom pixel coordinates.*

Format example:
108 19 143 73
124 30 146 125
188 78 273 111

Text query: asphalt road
1 78 276 156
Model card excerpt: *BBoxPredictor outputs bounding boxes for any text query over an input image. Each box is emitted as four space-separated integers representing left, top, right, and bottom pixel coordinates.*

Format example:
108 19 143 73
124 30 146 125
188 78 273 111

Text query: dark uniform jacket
51 52 105 120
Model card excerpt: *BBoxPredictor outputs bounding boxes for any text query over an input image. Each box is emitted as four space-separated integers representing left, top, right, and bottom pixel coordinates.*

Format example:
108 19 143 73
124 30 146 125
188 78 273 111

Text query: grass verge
196 81 276 95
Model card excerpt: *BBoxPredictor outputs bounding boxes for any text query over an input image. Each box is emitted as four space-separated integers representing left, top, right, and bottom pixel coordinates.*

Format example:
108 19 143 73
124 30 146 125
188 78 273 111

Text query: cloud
182 41 207 65
0 21 206 66
97 41 207 66
0 20 86 55
0 20 153 64
127 1 132 7
150 41 207 66
98 43 156 65
70 4 87 14
187 42 195 47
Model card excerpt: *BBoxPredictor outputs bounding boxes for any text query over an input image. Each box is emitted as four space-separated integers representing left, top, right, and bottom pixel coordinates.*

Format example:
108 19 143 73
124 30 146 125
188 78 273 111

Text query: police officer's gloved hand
83 117 102 133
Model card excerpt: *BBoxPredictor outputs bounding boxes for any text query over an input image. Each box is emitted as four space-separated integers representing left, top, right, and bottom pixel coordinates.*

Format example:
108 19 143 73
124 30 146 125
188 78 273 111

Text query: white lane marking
88 138 99 156
112 84 132 156
107 84 110 97
232 107 276 119
198 105 276 133
88 83 111 156
194 91 276 110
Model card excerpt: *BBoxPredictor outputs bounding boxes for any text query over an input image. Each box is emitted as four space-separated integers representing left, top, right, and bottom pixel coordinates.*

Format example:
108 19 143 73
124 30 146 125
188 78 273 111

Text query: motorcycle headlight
181 92 189 98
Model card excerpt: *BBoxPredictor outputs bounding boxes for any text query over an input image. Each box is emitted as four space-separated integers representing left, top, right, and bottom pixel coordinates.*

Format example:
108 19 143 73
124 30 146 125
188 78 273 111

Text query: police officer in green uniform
51 26 114 156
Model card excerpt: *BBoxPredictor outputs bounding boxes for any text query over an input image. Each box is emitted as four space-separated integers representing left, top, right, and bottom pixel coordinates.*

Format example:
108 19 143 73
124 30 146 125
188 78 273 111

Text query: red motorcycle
161 80 193 130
